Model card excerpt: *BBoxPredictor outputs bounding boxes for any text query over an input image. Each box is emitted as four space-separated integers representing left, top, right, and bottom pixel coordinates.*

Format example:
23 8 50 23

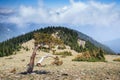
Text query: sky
0 0 120 43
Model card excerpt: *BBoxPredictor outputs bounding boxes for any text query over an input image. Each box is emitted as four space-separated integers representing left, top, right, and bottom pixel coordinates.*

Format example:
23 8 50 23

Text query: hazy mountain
0 23 53 42
0 23 38 42
0 23 19 42
103 39 120 53
76 31 114 54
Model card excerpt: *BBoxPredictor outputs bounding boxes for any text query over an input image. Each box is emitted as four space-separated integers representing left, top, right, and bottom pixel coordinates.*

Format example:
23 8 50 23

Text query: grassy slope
0 40 120 80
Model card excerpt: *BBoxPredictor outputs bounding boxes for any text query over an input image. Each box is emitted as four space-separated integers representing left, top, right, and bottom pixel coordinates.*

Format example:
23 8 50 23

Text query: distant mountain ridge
76 31 115 54
0 23 43 42
103 39 120 54
0 23 17 42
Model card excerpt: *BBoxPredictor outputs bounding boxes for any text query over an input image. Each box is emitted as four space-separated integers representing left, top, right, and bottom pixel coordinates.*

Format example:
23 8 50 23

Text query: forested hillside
0 26 114 57
0 31 34 57
76 31 115 54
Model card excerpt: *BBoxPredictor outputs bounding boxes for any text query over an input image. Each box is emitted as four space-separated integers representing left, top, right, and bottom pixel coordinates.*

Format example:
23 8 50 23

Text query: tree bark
26 45 40 73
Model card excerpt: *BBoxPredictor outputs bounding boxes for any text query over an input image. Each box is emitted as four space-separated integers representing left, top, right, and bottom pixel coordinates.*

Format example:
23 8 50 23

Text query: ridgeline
0 27 114 61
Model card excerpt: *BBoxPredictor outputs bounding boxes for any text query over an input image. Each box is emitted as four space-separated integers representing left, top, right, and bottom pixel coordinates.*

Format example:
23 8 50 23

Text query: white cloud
7 0 120 28
70 0 75 4
60 1 120 27
38 0 44 7
19 6 36 17
0 0 119 44
6 0 120 41
0 8 14 14
0 8 14 23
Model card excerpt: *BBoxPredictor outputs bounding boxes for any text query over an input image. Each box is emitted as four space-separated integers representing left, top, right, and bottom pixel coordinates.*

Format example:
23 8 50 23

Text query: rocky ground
0 40 120 80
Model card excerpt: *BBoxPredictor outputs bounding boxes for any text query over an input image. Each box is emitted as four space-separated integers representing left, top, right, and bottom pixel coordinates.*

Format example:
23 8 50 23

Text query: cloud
0 8 14 15
0 0 120 42
5 0 120 42
70 0 75 4
0 8 14 23
7 0 120 28
61 1 120 27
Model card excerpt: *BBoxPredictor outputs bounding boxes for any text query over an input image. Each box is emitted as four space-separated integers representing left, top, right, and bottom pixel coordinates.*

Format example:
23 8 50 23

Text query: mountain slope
103 39 120 53
76 31 114 54
0 26 114 57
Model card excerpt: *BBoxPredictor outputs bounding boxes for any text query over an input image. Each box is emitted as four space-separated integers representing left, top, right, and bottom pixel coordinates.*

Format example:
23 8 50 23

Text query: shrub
41 49 50 53
72 50 105 62
58 45 66 50
53 51 72 56
72 54 85 61
72 55 105 62
22 46 30 51
113 57 120 62
38 46 50 52
51 56 63 66
52 50 56 54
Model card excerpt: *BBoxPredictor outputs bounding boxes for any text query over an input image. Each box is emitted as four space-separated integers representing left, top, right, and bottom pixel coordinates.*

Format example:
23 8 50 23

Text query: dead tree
26 45 40 73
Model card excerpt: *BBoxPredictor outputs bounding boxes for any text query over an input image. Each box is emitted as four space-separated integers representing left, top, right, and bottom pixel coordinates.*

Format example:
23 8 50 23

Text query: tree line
0 26 105 57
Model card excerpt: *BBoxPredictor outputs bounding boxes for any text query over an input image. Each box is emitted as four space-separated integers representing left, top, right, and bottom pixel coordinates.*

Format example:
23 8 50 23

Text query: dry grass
0 40 120 80
113 57 120 62
72 51 105 62
53 51 72 56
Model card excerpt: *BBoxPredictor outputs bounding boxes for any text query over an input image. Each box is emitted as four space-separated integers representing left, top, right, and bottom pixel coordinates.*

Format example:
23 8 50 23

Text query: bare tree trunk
26 45 40 73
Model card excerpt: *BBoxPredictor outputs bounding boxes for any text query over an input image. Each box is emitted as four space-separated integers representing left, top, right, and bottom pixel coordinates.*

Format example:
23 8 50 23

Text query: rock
62 73 68 76
81 72 85 75
44 77 51 80
5 57 13 59
51 56 63 66
76 78 81 80
105 77 110 80
21 59 25 62
57 74 61 77
107 71 111 76
15 75 20 78
10 68 16 74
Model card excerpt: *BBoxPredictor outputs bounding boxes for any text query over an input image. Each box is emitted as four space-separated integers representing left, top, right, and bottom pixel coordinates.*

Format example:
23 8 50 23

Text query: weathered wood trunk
26 45 40 73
